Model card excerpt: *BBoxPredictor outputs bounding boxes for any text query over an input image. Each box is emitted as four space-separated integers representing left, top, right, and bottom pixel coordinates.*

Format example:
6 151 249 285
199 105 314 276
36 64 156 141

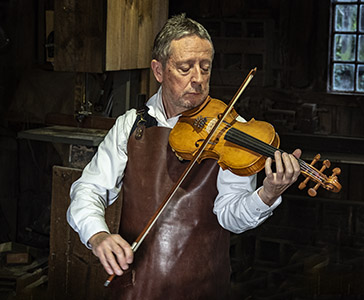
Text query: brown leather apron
110 125 231 300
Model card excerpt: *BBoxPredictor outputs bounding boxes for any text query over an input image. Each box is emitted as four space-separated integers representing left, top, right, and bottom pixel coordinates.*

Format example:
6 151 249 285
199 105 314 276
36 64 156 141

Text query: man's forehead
170 35 212 48
169 36 213 60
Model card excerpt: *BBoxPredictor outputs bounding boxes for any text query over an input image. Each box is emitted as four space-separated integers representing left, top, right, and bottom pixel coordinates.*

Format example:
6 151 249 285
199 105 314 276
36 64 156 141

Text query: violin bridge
205 118 218 134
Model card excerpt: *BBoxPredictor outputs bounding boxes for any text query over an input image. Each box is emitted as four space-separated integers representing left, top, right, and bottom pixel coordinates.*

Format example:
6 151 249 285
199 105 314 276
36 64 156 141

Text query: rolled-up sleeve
213 168 281 234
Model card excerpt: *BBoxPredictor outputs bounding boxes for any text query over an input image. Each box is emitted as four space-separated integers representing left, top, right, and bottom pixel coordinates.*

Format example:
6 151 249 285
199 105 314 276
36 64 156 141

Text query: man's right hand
88 232 134 276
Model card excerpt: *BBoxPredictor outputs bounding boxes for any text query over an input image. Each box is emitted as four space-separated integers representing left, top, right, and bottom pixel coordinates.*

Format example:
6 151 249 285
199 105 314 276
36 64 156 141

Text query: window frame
328 0 364 94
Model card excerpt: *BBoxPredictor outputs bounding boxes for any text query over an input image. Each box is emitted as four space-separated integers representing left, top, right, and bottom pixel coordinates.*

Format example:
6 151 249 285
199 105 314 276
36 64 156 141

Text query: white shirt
67 87 281 247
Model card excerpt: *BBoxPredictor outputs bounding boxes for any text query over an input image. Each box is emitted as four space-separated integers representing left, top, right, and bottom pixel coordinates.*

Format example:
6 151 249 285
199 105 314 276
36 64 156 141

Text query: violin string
225 127 325 182
225 127 323 181
224 126 325 182
225 127 323 180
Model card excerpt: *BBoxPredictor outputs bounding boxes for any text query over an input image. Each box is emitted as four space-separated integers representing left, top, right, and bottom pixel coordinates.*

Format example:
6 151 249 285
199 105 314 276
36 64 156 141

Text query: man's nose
191 66 203 83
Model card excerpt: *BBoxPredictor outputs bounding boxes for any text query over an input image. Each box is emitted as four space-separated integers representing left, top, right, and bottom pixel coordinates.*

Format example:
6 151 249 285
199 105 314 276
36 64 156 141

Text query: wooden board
48 166 122 300
106 0 168 70
54 0 105 72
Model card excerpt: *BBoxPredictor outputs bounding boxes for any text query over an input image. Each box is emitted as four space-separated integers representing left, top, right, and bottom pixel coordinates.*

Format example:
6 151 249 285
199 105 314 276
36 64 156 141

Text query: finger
264 156 273 180
98 250 118 276
104 249 124 276
123 244 134 264
113 236 134 264
274 151 284 180
289 154 301 181
110 246 129 271
289 153 300 172
282 154 296 182
292 148 302 159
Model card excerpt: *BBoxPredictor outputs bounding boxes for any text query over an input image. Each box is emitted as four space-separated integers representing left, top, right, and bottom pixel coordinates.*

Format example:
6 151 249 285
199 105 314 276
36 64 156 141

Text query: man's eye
201 65 211 72
180 67 190 72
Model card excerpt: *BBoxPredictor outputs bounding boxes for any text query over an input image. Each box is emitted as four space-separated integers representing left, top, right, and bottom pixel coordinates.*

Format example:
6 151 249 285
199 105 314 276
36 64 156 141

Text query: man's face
152 35 213 118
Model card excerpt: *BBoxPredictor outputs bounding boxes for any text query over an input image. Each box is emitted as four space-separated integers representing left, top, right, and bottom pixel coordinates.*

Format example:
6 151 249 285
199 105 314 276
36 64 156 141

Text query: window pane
357 65 364 91
361 5 364 31
334 34 356 61
358 35 364 61
333 63 355 91
335 5 357 31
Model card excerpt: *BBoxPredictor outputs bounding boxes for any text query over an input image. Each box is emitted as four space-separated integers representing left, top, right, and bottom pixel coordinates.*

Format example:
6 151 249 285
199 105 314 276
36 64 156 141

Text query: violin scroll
298 154 342 197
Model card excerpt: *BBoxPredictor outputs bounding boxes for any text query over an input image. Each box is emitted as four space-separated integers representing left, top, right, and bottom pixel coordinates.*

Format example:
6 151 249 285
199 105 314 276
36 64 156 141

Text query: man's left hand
258 149 302 206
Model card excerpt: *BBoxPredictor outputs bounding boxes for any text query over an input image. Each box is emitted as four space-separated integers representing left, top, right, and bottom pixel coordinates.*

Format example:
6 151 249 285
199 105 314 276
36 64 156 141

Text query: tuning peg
332 167 341 176
308 185 318 197
311 154 321 165
298 176 310 190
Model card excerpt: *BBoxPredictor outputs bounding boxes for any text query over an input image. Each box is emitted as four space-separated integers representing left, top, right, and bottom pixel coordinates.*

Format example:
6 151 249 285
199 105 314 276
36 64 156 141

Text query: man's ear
151 59 163 83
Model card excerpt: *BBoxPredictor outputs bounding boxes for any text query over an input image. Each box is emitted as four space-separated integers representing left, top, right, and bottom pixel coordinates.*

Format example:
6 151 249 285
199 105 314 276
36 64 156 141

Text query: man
67 14 301 299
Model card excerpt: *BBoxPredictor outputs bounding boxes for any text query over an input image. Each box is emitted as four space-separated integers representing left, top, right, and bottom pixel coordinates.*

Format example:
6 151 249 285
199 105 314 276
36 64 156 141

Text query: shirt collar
146 87 180 128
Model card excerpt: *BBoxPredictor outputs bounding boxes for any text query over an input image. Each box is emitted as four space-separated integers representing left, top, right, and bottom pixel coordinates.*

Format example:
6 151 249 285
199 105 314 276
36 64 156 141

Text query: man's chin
181 101 201 110
182 95 207 109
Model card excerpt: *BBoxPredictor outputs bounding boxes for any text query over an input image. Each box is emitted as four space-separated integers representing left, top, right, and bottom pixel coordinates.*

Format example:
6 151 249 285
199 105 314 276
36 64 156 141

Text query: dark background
1 0 364 299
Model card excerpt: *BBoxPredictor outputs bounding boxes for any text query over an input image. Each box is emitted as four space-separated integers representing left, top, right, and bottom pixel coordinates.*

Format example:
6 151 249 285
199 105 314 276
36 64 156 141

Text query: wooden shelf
299 151 364 166
18 125 107 147
279 132 364 165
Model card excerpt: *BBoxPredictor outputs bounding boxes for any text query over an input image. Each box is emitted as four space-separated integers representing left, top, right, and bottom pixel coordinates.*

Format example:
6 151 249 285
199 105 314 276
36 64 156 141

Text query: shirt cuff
81 218 111 249
249 187 282 220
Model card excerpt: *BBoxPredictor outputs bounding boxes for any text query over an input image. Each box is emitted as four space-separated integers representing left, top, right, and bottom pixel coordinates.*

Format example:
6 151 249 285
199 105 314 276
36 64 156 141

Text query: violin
169 96 342 197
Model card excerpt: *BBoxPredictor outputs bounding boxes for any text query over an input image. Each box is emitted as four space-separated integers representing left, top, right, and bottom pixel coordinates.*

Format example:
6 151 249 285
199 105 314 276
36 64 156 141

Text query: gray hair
152 13 214 67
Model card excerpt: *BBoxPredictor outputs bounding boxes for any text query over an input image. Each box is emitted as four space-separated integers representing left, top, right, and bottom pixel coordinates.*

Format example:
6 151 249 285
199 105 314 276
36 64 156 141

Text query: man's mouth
185 91 201 96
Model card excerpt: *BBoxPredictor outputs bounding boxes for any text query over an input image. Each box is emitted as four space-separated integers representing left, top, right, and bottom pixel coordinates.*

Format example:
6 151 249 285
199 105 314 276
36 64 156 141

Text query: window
329 0 364 93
